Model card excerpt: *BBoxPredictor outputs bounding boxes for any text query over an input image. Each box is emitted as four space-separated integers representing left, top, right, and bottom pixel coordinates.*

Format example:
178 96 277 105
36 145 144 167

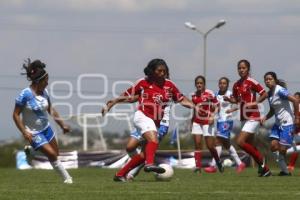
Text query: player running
12 59 73 184
102 58 194 181
204 77 246 173
261 72 299 176
191 75 223 173
224 59 271 177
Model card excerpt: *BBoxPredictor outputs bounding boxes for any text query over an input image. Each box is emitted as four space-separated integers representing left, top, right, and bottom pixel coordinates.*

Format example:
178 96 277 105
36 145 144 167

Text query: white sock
211 146 222 167
51 160 72 181
286 145 300 154
278 153 289 173
229 145 242 165
127 163 144 178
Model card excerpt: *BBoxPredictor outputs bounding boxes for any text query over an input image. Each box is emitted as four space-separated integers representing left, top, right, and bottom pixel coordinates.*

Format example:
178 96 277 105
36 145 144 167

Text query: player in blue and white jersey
204 77 246 173
12 59 73 184
261 72 300 176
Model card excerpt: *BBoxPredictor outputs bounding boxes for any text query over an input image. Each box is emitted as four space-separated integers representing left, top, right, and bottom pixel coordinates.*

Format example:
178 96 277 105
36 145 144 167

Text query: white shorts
191 122 215 137
133 110 157 134
241 120 260 134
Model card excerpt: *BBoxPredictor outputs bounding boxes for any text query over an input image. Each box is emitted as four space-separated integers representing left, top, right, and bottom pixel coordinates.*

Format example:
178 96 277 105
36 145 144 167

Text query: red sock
116 154 145 177
289 152 298 167
194 151 202 168
145 141 158 165
209 148 220 163
241 143 264 165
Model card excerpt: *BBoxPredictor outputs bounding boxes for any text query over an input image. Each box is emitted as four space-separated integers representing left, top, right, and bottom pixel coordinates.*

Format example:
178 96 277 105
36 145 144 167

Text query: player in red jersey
102 58 194 181
191 75 224 173
224 59 271 177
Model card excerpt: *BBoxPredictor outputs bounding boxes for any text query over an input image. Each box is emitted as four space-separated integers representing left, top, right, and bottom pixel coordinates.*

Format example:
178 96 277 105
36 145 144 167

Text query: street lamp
184 20 226 77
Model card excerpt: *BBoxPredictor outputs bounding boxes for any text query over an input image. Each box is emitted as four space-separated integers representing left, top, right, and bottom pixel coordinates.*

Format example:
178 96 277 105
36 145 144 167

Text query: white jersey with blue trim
268 85 294 126
216 90 234 122
15 87 50 133
160 102 173 126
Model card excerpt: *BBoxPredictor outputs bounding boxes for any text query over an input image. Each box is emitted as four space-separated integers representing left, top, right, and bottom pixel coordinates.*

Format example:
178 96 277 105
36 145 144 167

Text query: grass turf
0 167 299 200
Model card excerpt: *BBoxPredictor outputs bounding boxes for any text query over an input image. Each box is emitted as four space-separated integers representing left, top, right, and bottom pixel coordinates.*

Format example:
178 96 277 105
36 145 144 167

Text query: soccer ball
154 164 174 181
223 159 233 167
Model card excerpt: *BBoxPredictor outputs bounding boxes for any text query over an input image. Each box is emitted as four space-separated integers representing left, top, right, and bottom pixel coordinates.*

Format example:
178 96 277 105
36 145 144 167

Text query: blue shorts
31 126 55 150
269 124 294 147
130 128 143 141
216 121 233 139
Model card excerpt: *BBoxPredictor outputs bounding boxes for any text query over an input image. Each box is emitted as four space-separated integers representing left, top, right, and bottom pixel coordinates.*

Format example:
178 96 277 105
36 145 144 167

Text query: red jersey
123 78 184 124
192 89 219 125
232 76 265 121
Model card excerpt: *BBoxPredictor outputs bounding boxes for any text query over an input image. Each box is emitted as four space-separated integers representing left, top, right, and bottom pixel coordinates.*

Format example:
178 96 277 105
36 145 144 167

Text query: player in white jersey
204 77 246 173
12 59 73 184
261 72 300 176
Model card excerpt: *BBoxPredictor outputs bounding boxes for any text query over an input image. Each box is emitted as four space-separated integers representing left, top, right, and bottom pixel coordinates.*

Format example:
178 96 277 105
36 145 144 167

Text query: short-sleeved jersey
123 78 183 125
192 89 219 125
15 87 50 133
232 77 265 121
268 85 294 126
216 90 234 122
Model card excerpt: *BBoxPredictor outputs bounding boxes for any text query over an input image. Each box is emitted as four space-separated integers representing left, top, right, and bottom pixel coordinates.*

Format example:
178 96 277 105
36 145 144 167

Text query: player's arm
223 95 238 104
47 99 70 134
12 105 33 142
226 106 239 114
261 107 274 125
178 96 195 109
102 95 139 116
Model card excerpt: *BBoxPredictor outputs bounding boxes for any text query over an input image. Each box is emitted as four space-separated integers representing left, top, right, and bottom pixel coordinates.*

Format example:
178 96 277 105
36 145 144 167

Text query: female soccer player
261 72 299 175
204 77 246 173
12 59 73 184
224 59 271 176
102 58 194 181
287 92 300 172
191 75 223 173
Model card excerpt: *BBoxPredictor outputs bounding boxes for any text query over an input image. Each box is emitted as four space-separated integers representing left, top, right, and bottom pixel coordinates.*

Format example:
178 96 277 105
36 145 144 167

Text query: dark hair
264 71 287 88
294 92 300 97
143 58 169 79
22 58 47 83
238 59 250 71
219 77 230 85
194 75 206 86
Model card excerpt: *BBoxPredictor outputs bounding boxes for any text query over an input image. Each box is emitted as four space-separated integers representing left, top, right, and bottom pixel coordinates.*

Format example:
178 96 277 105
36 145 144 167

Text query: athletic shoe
287 165 295 172
144 165 165 174
204 166 217 173
236 162 246 173
278 171 291 176
64 178 73 184
113 175 127 182
216 161 224 173
259 166 272 177
126 174 135 181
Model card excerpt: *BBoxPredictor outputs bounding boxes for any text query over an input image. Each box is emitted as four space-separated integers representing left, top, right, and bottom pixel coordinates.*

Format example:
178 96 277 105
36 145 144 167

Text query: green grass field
0 168 299 200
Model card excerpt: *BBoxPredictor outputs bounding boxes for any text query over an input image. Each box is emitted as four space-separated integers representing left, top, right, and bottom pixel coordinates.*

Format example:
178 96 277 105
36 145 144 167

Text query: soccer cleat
144 165 166 174
204 166 217 173
216 161 224 173
259 166 272 177
64 178 73 184
287 165 295 172
278 171 291 176
236 162 246 173
126 174 135 181
113 175 127 182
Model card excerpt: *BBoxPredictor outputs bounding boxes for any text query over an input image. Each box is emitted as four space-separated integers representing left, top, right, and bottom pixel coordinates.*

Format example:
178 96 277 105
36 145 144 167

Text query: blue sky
0 0 299 140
